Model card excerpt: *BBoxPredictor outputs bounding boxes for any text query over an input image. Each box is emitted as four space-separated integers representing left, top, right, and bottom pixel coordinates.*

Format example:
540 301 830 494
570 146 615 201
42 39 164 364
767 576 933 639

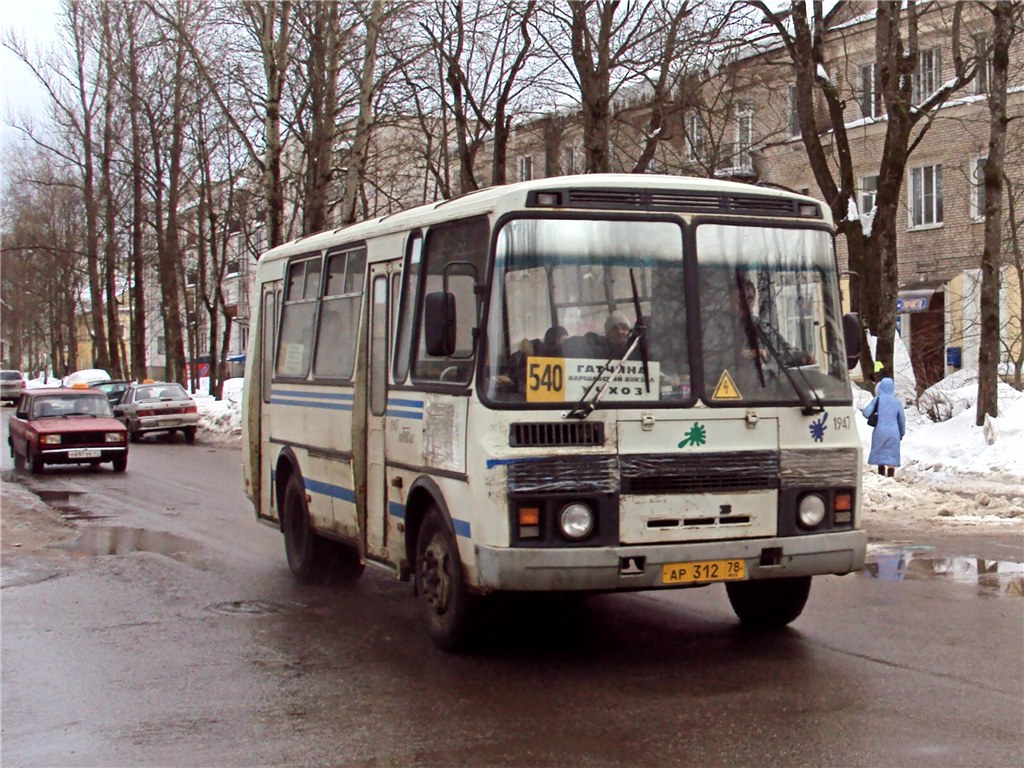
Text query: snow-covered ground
23 364 1024 530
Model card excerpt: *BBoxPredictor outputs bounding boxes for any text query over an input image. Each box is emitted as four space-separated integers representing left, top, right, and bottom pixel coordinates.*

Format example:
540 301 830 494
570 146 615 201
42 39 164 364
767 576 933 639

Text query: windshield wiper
564 334 646 419
750 321 825 415
628 268 651 396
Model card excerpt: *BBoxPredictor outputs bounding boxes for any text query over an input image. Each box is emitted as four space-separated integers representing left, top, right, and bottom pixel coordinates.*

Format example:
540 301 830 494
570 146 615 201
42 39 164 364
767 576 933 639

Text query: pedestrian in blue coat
862 377 906 477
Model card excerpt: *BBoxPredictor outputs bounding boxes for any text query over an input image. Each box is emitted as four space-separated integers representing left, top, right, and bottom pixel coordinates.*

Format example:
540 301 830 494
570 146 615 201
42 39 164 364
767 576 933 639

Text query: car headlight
798 493 827 529
105 432 124 442
558 503 595 540
40 434 62 445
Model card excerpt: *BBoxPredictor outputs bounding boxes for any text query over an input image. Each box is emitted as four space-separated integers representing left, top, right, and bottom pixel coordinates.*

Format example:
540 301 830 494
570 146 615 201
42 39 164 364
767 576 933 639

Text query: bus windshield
482 217 849 407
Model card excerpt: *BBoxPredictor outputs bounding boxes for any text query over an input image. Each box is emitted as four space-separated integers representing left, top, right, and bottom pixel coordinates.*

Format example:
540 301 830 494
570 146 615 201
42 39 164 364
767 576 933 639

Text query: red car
8 387 129 474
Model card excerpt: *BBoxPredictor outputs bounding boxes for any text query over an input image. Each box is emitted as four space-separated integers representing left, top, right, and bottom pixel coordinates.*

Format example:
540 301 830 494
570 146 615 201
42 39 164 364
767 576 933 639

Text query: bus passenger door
258 283 280 522
365 265 391 557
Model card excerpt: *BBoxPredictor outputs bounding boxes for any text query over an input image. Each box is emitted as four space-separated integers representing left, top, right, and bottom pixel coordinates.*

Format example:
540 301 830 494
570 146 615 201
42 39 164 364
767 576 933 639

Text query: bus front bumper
473 529 867 592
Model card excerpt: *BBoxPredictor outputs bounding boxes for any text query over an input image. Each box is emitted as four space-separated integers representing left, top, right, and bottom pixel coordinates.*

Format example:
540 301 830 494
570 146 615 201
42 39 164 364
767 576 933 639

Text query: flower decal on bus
678 422 707 448
809 411 828 442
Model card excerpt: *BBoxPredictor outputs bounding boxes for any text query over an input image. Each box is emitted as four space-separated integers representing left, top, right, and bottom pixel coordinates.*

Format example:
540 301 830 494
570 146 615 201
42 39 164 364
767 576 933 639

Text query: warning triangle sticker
712 370 743 400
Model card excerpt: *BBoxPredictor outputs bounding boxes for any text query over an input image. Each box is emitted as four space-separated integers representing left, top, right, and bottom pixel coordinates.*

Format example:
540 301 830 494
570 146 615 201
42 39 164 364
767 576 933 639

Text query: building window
788 86 800 137
971 156 987 221
157 335 166 355
859 174 878 213
519 155 533 181
186 269 197 286
226 259 240 276
686 112 703 162
735 99 753 170
914 47 941 103
562 145 577 175
974 34 993 95
858 63 878 118
909 164 943 228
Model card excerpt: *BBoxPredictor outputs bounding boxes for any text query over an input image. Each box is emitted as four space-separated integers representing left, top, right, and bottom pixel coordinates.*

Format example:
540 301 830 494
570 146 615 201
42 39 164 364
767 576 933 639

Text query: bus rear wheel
283 474 333 584
726 575 811 629
415 507 474 652
282 474 363 584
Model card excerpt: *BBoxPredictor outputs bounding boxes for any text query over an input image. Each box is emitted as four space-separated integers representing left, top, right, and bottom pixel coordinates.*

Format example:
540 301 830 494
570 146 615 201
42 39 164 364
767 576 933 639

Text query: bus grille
619 451 779 495
542 187 817 218
509 422 605 447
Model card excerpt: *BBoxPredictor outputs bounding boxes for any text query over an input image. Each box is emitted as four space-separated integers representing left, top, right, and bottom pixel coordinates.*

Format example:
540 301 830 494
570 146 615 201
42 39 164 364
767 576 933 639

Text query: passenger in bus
562 311 634 360
541 325 568 356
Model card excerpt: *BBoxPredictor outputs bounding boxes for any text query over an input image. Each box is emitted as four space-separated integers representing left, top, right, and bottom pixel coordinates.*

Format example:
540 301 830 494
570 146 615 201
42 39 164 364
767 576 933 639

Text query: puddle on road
865 544 1024 597
59 527 198 557
31 489 108 521
207 600 298 616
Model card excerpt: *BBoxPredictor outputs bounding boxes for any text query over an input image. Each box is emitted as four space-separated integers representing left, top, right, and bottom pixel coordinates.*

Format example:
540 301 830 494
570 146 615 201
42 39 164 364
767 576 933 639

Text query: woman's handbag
867 399 879 427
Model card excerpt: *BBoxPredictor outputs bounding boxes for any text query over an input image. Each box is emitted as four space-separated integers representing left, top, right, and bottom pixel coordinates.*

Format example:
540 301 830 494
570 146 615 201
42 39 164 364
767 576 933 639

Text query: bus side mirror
424 291 456 357
842 313 862 369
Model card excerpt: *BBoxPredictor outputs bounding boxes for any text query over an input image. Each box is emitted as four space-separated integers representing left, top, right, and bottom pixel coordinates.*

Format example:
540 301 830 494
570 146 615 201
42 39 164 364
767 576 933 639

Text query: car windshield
31 394 113 418
2 371 23 381
481 217 849 409
134 384 189 402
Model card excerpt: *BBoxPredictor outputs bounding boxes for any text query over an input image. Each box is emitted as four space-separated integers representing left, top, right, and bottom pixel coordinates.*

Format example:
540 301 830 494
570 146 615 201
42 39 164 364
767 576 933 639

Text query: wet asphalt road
1 413 1022 767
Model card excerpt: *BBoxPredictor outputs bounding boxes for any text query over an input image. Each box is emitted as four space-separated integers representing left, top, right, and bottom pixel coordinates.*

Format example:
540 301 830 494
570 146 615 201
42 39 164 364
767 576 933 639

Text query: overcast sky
1 0 59 157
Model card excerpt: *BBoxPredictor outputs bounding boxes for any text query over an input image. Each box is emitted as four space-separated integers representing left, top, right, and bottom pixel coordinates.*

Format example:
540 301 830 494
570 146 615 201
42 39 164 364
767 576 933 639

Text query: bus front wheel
726 575 811 629
415 507 474 652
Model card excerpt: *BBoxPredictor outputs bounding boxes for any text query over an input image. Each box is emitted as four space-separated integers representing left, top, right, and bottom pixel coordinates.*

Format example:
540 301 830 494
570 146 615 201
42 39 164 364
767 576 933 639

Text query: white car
64 368 112 387
1 370 27 404
113 381 199 443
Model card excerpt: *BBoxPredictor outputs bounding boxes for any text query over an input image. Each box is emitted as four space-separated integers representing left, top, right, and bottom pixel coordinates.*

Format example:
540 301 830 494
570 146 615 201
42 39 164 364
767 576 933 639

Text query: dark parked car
7 387 128 474
1 370 27 405
114 382 199 442
91 379 131 406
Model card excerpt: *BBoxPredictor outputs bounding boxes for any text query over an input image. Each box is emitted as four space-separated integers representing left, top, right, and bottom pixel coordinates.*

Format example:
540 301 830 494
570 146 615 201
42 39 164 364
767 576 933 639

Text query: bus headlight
558 503 594 540
798 493 827 529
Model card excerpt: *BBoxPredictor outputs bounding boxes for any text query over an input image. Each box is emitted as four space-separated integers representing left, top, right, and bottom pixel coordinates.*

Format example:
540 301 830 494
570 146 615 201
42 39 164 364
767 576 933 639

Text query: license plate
68 449 102 459
662 559 745 585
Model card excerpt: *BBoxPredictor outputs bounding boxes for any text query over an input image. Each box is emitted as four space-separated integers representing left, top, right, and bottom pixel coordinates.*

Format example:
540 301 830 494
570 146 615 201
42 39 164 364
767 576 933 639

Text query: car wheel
112 454 128 472
415 507 475 652
725 576 812 630
28 449 45 475
282 474 336 585
183 426 196 444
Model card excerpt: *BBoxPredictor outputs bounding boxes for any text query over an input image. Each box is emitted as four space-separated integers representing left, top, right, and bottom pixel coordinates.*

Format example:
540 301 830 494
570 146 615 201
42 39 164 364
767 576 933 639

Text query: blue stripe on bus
387 397 424 409
270 477 470 540
271 397 354 411
273 389 354 401
303 478 357 504
485 457 543 469
386 408 424 420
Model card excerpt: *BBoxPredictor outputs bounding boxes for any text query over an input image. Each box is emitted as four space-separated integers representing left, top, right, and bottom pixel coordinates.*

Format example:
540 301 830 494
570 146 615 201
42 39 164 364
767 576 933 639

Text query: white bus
241 174 866 651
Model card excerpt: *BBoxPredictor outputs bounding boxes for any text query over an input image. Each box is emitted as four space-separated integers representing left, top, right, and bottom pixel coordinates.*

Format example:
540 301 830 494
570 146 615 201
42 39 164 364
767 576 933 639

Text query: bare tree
976 1 1023 422
750 1 978 382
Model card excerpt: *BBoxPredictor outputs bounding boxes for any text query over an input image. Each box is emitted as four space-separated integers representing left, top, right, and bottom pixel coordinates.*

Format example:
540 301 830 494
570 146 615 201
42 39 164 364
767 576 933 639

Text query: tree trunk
341 0 382 226
976 2 1017 423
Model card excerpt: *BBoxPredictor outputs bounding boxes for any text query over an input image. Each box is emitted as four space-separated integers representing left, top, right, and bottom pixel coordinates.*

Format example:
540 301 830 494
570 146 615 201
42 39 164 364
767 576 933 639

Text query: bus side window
275 255 321 378
393 233 421 384
313 247 365 380
411 218 488 385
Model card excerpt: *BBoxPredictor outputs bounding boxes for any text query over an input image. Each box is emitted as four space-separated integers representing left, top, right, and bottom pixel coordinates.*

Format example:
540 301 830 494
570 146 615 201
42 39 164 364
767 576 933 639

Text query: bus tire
726 575 811 629
282 474 333 584
415 507 474 652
